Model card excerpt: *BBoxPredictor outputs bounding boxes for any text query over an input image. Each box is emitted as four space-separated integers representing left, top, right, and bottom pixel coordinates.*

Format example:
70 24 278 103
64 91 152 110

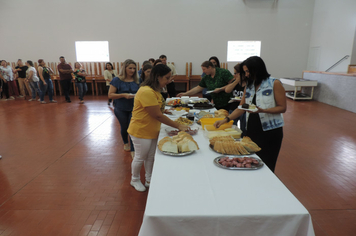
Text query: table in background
280 78 318 100
138 120 315 236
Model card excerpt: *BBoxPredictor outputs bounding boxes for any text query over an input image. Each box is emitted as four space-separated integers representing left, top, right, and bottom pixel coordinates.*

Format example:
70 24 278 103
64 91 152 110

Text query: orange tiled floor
1 95 356 236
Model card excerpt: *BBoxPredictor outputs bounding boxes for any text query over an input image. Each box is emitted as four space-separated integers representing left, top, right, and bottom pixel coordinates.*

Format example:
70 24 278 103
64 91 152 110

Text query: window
227 41 261 62
75 41 110 62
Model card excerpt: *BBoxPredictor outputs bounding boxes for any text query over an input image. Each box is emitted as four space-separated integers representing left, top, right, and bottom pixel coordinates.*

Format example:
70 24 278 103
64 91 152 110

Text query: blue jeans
114 108 134 151
40 78 54 101
29 81 42 99
76 82 87 100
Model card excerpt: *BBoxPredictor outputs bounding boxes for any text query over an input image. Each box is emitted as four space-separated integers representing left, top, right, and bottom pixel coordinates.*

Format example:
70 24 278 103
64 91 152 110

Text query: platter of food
193 103 214 110
187 98 209 104
165 126 199 136
213 156 263 170
158 132 199 156
238 104 258 112
174 117 194 126
196 109 229 125
209 136 261 155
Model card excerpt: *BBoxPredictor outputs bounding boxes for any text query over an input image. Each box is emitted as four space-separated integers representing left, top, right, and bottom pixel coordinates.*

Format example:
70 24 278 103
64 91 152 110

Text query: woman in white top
25 60 43 102
104 62 118 105
0 60 19 100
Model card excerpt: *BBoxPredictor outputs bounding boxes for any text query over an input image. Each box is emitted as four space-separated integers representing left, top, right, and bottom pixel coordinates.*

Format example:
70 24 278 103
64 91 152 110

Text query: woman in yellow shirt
128 64 188 192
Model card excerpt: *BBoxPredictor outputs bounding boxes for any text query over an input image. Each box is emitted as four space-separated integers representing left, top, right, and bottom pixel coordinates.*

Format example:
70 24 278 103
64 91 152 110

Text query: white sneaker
8 97 15 100
130 181 146 192
41 101 46 104
0 99 7 101
28 99 35 101
145 181 150 188
37 99 40 101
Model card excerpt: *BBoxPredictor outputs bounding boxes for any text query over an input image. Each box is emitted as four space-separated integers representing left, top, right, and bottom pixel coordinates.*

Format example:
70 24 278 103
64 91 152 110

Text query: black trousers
0 81 9 99
60 79 72 101
247 114 283 172
167 82 176 98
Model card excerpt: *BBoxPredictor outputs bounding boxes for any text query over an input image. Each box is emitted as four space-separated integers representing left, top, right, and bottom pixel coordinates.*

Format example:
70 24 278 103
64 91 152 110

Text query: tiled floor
0 95 356 236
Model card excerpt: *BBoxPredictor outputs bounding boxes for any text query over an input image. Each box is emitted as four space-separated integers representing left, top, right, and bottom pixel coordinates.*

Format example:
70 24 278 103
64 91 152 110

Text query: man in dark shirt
57 56 73 102
14 59 31 98
177 61 233 110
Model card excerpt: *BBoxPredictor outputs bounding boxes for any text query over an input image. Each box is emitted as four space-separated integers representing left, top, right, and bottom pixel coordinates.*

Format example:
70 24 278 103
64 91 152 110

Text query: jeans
76 82 87 100
29 81 42 99
60 79 72 101
107 86 112 103
114 108 134 151
40 78 54 101
130 135 157 182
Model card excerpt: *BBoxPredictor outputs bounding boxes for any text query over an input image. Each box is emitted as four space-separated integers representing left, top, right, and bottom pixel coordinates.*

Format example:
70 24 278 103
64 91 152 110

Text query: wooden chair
171 62 189 92
348 64 356 73
189 62 202 89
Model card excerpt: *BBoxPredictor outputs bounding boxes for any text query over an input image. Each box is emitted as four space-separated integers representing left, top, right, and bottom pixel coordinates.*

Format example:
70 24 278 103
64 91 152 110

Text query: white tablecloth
138 119 315 236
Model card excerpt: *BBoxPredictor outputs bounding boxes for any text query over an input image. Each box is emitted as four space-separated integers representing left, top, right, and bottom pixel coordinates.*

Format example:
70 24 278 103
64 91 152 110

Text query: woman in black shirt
225 63 247 135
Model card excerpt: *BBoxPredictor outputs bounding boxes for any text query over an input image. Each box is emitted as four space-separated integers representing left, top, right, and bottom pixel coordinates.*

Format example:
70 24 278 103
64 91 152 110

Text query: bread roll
214 109 229 117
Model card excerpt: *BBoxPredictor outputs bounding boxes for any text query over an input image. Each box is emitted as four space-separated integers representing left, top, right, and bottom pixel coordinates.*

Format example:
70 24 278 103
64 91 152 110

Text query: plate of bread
209 136 261 155
158 132 199 156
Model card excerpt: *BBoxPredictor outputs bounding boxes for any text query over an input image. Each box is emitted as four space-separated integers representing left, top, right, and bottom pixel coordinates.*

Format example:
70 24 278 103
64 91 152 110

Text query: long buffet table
138 112 315 236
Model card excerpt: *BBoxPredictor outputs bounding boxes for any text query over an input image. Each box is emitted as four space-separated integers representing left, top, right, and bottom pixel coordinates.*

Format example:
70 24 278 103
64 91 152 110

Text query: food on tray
210 136 261 155
174 107 190 112
206 128 242 139
166 128 198 136
209 136 235 145
193 103 214 109
167 99 181 106
218 156 260 168
175 117 194 125
214 109 229 118
241 103 257 109
158 132 199 153
198 111 210 117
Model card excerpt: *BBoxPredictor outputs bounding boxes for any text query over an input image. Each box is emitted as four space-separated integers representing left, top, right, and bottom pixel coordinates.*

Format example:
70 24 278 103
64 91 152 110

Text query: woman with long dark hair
139 63 153 84
225 63 247 134
127 64 189 192
215 56 286 172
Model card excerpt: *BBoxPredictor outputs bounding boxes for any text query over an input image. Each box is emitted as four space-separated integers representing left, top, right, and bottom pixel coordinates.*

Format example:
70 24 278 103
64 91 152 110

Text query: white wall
0 0 315 78
307 0 356 72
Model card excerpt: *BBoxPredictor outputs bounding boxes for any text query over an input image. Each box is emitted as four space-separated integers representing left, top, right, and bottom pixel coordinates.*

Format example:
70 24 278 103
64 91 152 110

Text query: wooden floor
0 96 355 236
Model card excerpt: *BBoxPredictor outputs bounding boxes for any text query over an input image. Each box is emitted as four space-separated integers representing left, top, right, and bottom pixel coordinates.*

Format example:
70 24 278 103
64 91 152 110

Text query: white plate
228 98 241 103
238 105 258 112
170 110 188 116
205 90 214 94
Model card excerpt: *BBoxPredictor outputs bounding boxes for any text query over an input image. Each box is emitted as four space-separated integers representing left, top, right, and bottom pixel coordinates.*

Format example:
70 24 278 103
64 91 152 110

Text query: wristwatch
225 116 230 122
